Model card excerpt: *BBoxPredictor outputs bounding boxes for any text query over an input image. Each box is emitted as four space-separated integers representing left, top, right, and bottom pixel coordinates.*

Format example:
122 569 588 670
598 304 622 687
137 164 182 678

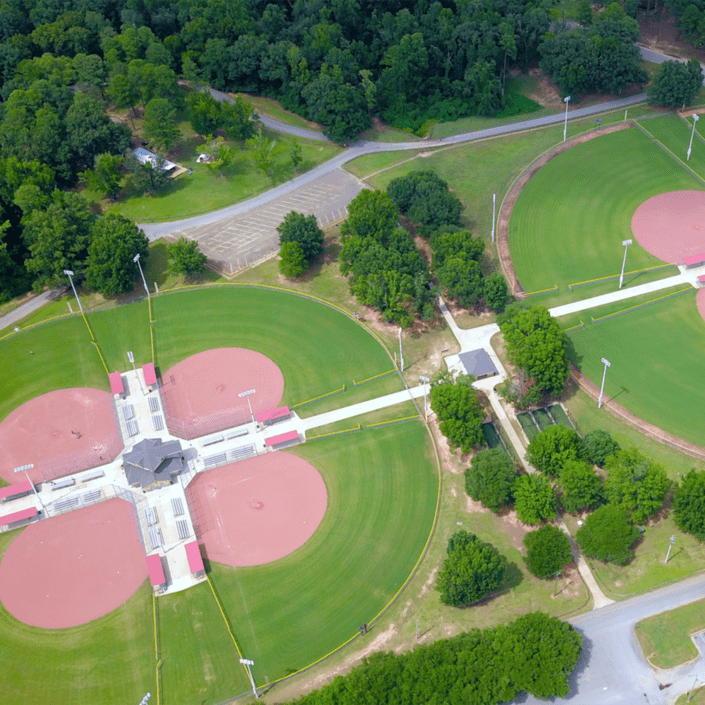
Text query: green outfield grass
157 582 251 704
0 528 154 705
509 127 704 294
209 422 438 686
638 114 705 181
635 598 705 669
562 289 705 447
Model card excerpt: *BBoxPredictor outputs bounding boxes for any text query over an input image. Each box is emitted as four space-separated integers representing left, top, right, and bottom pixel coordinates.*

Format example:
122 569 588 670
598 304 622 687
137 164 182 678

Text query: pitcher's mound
186 452 327 566
632 190 705 263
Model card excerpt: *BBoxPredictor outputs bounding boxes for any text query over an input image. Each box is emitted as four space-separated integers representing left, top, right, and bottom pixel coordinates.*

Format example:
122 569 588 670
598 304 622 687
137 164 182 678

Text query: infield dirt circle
631 190 705 263
0 388 123 484
0 499 147 629
186 452 327 567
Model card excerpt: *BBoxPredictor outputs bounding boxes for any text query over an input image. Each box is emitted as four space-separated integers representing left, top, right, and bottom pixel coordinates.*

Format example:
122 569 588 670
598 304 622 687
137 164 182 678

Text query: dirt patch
570 362 705 461
497 122 633 297
466 496 490 514
550 565 582 600
639 10 705 61
526 68 564 108
500 509 532 551
418 567 439 598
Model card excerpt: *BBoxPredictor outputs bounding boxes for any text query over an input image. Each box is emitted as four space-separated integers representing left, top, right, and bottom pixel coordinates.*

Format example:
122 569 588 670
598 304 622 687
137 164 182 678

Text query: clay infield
186 452 327 567
0 499 147 629
0 388 122 484
160 348 284 438
631 190 705 263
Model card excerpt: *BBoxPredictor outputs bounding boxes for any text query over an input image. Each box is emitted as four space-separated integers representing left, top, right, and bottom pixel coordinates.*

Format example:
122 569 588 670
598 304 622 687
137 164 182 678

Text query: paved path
0 289 63 332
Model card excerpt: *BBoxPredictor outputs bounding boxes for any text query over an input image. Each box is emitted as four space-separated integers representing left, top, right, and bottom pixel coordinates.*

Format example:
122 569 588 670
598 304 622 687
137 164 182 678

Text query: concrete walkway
0 289 63 332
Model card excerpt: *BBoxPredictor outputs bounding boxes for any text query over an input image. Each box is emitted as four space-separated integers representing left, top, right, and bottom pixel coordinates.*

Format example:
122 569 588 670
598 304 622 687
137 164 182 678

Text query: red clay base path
161 348 284 438
0 499 147 629
0 388 123 484
186 452 327 567
631 190 705 263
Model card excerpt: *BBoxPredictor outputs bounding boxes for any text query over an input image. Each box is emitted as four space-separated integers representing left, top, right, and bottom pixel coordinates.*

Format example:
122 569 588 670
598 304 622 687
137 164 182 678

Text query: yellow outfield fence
292 385 345 409
353 368 397 386
306 423 361 441
523 284 558 297
568 263 678 291
590 286 691 324
152 593 162 705
367 414 420 429
564 321 584 333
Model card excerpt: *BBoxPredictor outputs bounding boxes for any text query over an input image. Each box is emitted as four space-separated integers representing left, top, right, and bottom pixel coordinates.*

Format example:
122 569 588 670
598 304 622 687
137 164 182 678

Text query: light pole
419 375 430 422
619 239 632 289
239 389 256 423
63 269 83 313
563 96 571 142
239 658 259 699
598 357 611 409
14 463 44 510
133 253 150 297
128 350 145 394
687 113 700 161
664 535 676 564
398 327 404 373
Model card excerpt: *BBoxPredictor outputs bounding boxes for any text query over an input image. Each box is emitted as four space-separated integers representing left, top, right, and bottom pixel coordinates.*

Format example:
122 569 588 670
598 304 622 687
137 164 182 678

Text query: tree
277 211 324 262
430 375 485 454
673 469 705 541
143 98 181 151
84 215 149 296
167 237 207 276
648 59 703 108
526 425 587 477
79 153 123 201
483 272 508 312
387 171 462 229
465 448 518 512
125 153 171 195
500 305 570 400
559 460 605 514
514 473 557 525
341 189 399 241
577 0 593 25
188 90 222 136
289 137 303 173
604 447 670 524
584 429 620 467
246 129 279 176
524 525 573 578
220 94 258 141
436 254 483 308
576 504 639 564
436 530 507 607
279 241 307 278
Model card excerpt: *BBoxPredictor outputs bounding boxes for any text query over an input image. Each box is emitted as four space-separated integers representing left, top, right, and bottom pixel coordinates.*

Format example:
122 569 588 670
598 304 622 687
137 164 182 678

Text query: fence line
523 284 558 297
353 368 397 386
367 414 419 429
567 263 678 291
564 321 584 333
291 385 346 409
590 286 691 324
306 423 361 442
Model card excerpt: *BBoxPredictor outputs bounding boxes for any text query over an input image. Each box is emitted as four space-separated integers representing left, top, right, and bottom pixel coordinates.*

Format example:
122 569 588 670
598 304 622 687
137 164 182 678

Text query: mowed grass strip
209 422 438 684
0 530 154 705
635 598 705 669
157 581 251 705
151 286 403 412
639 114 705 181
564 289 705 446
509 128 704 293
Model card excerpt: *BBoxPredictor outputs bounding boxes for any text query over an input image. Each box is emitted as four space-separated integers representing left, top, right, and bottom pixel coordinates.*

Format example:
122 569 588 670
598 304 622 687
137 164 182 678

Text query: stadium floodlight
127 350 145 395
239 658 259 699
619 239 633 289
63 269 83 313
419 376 430 422
239 389 256 423
598 358 611 409
687 113 700 162
133 253 150 297
563 96 571 142
665 535 676 564
13 463 44 510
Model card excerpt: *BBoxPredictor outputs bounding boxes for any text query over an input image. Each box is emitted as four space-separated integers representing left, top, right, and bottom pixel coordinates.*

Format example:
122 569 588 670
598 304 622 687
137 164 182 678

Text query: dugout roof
185 541 205 574
146 554 166 586
255 406 290 423
0 506 37 527
108 372 124 395
142 363 157 387
0 481 33 501
265 430 299 447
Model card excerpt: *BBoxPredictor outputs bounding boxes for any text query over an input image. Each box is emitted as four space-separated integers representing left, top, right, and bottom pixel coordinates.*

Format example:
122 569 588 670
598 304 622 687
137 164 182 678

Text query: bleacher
126 418 139 437
171 497 185 516
229 444 256 462
176 519 190 540
145 506 158 526
202 434 224 447
151 414 164 431
148 526 163 551
203 452 227 469
53 495 80 512
226 427 249 439
148 396 160 413
122 404 135 421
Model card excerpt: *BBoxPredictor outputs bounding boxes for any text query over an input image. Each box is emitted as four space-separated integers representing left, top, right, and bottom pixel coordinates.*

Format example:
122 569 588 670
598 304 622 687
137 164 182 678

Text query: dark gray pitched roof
458 348 498 378
123 438 185 488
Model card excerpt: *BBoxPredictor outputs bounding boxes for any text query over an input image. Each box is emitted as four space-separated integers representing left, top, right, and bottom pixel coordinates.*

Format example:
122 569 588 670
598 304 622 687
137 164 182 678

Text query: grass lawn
638 114 705 181
677 686 705 704
0 529 155 705
157 581 251 704
509 127 703 295
344 149 426 179
106 130 340 223
635 598 705 668
209 422 438 685
562 289 705 448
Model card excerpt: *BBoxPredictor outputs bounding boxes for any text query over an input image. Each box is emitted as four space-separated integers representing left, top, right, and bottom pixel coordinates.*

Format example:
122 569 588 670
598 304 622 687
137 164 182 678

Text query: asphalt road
522 573 705 704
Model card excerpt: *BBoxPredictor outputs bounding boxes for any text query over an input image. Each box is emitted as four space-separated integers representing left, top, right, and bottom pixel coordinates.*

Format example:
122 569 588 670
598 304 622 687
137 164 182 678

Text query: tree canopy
526 425 587 477
524 525 574 579
514 473 557 525
387 171 462 230
430 374 485 454
576 504 640 565
648 59 703 108
559 460 605 514
277 211 324 263
167 237 207 276
436 530 507 607
583 429 620 467
672 469 705 541
465 448 518 512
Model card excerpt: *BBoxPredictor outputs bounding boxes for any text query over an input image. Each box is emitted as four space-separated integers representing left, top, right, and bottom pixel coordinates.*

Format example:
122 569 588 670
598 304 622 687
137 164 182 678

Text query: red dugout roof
185 541 204 574
146 554 166 586
265 430 299 447
684 253 705 266
108 372 124 395
143 362 157 386
255 406 290 423
0 507 37 526
0 481 33 501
